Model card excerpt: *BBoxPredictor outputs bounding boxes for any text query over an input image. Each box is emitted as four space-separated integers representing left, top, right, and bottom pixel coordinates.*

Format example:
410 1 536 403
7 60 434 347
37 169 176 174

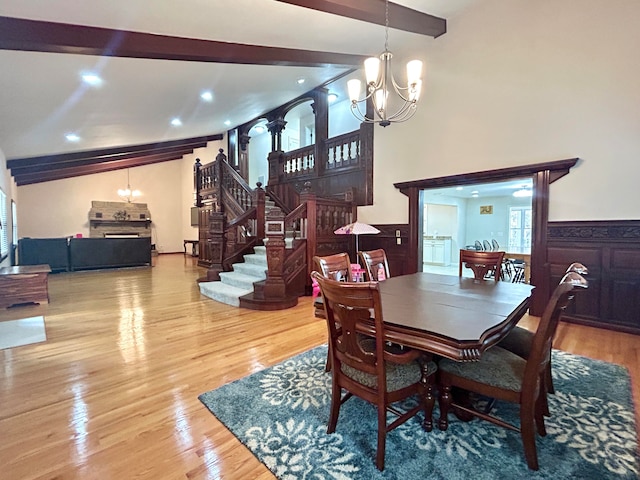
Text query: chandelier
347 0 423 127
117 169 141 203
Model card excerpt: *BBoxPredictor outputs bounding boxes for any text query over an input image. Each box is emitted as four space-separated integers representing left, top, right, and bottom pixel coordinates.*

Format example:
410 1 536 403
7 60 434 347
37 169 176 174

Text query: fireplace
89 201 151 238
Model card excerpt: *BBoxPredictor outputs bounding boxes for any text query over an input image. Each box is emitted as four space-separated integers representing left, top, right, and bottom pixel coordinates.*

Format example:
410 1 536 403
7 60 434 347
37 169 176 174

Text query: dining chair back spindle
437 271 588 470
359 248 391 281
311 271 437 471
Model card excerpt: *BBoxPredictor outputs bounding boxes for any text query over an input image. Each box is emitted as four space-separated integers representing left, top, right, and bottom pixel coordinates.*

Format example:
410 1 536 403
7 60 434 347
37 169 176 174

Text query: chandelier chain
384 0 390 51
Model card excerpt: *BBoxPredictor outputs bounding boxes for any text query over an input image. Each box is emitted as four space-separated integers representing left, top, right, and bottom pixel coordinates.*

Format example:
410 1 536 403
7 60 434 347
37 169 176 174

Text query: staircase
199 246 268 307
199 197 291 307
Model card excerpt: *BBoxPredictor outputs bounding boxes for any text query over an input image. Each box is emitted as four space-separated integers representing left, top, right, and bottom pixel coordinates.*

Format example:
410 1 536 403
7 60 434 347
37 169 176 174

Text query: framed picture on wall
480 205 493 215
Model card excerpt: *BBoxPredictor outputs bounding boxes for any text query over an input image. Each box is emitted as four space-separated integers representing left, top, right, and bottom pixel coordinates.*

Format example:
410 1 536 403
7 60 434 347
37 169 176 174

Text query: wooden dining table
374 272 534 361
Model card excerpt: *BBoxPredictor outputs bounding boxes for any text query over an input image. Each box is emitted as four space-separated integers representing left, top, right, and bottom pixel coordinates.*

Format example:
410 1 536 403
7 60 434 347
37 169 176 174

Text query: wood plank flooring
0 254 637 479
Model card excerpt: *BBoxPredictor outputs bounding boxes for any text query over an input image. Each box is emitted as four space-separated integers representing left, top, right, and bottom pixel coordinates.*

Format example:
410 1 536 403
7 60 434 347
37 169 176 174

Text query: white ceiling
425 178 534 199
0 0 480 160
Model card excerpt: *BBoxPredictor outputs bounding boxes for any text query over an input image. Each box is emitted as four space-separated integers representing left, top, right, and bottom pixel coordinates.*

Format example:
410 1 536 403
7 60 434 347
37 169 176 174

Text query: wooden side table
0 264 52 308
183 240 199 257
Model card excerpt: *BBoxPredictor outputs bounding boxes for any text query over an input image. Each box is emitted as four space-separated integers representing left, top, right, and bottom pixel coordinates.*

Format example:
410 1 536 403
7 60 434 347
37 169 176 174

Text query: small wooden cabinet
423 236 452 266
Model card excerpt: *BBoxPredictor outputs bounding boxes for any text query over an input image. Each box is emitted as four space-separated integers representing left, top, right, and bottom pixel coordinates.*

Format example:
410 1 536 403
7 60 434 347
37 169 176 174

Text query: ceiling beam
275 0 446 38
7 134 223 169
10 150 196 177
14 154 187 186
0 16 366 67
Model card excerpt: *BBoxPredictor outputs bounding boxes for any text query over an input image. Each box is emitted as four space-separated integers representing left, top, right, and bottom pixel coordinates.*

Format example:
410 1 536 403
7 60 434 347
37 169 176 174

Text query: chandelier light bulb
364 57 381 85
406 60 423 86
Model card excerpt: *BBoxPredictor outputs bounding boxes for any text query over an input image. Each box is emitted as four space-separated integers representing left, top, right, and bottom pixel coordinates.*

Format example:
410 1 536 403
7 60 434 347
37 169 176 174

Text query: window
0 188 8 258
12 200 17 245
508 206 532 251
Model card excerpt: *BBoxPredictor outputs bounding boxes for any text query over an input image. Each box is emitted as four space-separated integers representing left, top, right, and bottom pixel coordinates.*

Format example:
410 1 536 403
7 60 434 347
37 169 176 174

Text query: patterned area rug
199 346 639 479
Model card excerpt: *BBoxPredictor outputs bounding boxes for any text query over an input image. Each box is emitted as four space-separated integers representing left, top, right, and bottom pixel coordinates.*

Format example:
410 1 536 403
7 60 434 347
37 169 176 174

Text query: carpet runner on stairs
199 246 268 307
199 197 297 308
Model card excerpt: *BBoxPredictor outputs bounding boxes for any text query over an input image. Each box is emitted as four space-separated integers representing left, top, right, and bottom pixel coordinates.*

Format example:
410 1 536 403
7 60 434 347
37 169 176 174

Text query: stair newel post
194 158 202 207
255 182 265 241
206 212 226 281
300 182 317 283
263 207 287 299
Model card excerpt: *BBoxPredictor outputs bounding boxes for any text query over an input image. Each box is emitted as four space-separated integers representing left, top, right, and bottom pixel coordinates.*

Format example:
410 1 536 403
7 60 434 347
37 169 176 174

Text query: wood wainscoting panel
358 224 410 277
547 220 640 334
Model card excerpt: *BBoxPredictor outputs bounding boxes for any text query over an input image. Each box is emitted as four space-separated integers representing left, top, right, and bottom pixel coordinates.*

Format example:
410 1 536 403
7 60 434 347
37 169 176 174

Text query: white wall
359 0 640 224
0 147 17 267
17 140 224 254
248 131 270 189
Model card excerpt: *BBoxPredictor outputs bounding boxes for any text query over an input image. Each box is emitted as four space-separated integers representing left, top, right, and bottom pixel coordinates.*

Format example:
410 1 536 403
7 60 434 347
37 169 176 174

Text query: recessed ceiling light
171 118 182 127
254 125 265 134
471 193 479 198
328 93 338 103
65 133 80 142
297 78 305 85
455 186 463 191
81 73 102 86
224 120 231 126
200 91 213 102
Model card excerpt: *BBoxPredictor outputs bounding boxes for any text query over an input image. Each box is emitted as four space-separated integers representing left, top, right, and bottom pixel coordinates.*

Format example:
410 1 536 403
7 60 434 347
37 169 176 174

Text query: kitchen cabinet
423 236 452 266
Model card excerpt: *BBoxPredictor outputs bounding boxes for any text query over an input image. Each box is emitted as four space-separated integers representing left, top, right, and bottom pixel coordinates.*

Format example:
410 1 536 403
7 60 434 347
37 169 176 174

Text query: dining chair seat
439 347 525 392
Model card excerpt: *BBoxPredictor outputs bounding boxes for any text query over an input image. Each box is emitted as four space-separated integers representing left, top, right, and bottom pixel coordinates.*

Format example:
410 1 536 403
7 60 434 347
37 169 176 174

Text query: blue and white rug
199 346 639 479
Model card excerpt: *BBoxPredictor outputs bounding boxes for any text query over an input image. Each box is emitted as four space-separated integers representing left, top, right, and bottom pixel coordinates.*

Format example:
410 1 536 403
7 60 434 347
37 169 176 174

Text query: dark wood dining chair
436 271 588 470
499 263 589 408
311 271 437 471
359 248 391 281
312 253 352 318
459 249 504 281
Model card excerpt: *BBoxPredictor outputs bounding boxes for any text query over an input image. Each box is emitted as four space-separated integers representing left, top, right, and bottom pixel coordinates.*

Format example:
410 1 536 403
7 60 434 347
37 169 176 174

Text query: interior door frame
394 158 578 315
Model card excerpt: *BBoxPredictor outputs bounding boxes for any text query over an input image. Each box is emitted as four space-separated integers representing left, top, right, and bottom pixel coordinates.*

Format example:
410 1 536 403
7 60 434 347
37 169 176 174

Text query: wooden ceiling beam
7 134 222 169
10 150 195 177
0 16 366 67
14 155 185 186
275 0 446 37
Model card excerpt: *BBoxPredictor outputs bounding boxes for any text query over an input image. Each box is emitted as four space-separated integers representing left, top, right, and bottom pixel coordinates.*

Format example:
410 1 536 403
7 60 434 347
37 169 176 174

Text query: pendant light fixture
347 0 423 127
117 169 141 203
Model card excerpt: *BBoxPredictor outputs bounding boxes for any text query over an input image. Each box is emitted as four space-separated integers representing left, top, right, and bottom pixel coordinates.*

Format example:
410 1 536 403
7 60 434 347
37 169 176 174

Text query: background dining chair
499 263 589 407
436 271 588 470
311 272 437 471
483 239 492 251
359 248 391 281
474 240 484 251
491 238 500 251
459 250 504 281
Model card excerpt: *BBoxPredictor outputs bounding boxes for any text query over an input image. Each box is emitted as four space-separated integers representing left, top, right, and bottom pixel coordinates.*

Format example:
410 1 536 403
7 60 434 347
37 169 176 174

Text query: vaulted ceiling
0 0 480 185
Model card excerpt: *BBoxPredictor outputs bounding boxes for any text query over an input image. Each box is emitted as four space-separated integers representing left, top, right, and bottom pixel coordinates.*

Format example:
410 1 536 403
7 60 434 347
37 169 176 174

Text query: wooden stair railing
195 149 265 281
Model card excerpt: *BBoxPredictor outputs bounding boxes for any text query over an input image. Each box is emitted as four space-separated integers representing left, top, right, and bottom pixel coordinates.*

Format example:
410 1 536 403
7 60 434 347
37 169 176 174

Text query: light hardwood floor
1 254 638 479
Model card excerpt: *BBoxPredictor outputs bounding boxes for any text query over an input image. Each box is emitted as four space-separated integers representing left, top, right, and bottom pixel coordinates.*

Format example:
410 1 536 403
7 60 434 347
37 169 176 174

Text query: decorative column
267 117 287 152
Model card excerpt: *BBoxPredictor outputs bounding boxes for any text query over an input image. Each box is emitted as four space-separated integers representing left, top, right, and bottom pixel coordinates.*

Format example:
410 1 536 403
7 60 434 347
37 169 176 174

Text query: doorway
421 178 533 280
